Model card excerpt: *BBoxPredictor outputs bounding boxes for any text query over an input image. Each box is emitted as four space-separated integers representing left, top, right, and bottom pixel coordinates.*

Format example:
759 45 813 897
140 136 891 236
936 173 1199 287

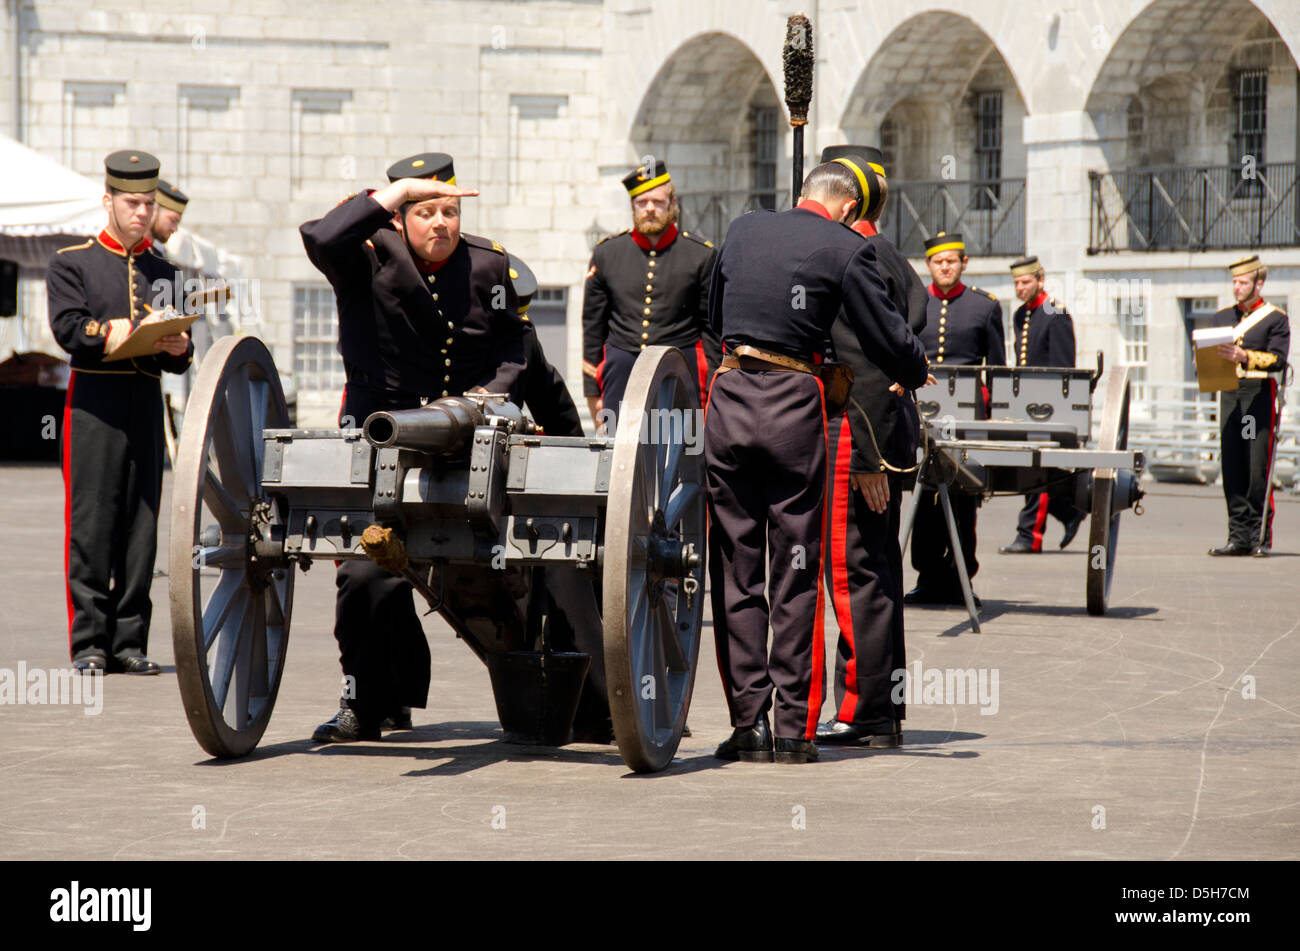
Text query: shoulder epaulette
597 229 630 247
56 239 94 254
969 286 996 301
681 230 714 249
462 233 506 255
335 192 360 207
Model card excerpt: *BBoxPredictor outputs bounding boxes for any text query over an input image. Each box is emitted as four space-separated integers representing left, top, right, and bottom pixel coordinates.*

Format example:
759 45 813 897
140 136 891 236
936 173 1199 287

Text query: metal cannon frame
168 336 706 773
901 355 1146 631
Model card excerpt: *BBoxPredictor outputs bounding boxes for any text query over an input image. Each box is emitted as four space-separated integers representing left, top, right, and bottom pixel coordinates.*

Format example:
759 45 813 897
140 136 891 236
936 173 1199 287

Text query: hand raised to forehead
401 178 479 202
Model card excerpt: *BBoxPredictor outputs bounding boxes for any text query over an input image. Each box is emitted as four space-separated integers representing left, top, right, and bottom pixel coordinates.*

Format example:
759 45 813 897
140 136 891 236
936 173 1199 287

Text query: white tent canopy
0 135 105 238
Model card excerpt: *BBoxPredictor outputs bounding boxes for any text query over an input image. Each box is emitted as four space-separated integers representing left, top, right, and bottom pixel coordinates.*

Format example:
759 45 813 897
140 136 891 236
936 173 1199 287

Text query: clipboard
103 312 199 362
1190 326 1239 393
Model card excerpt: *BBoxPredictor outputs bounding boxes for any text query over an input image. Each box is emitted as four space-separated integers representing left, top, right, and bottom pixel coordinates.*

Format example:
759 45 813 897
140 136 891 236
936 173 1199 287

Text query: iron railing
879 178 1026 258
1089 162 1300 253
676 190 790 246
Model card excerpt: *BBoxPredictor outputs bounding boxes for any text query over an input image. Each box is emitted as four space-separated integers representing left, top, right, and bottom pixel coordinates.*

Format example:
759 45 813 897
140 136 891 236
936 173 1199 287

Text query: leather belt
719 344 814 374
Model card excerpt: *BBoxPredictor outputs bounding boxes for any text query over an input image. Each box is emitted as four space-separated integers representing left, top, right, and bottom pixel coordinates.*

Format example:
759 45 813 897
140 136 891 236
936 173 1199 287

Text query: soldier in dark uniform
581 161 719 431
508 252 584 437
47 150 193 674
999 255 1084 554
1209 254 1290 556
706 161 929 764
905 232 1005 603
812 146 930 748
300 153 528 741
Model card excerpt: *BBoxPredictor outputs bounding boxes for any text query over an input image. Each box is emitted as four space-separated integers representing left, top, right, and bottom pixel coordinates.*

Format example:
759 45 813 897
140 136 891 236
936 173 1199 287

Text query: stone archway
629 31 787 244
839 11 1029 256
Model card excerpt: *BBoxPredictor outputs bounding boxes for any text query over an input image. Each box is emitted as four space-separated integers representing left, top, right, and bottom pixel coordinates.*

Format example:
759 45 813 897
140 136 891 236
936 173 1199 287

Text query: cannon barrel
363 397 487 454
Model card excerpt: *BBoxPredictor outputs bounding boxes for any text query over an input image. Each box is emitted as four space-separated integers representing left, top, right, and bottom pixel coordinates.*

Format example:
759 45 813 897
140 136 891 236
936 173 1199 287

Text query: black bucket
486 651 591 746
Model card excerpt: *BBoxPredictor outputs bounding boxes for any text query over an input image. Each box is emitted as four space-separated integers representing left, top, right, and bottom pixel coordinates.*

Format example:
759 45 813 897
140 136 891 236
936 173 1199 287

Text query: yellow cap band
925 240 965 257
867 162 885 178
628 172 671 198
105 173 158 193
156 193 186 213
832 158 872 222
1229 256 1262 278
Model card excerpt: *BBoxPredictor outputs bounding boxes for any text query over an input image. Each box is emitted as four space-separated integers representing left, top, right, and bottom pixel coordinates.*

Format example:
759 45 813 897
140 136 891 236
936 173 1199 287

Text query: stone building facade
3 0 1298 424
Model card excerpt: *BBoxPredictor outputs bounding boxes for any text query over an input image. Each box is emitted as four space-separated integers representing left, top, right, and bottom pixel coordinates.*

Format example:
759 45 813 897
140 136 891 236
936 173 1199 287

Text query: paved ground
1 463 1297 861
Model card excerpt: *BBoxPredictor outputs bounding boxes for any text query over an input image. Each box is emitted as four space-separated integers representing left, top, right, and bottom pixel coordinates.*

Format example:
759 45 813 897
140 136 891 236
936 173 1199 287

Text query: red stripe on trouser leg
595 345 605 393
1031 492 1049 551
693 339 708 408
804 378 829 741
1266 378 1277 543
830 420 859 724
62 372 77 657
338 384 347 427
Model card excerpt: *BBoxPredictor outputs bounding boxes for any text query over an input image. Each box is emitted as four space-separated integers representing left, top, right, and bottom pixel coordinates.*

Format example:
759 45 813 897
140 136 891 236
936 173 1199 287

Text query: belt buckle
419 396 430 406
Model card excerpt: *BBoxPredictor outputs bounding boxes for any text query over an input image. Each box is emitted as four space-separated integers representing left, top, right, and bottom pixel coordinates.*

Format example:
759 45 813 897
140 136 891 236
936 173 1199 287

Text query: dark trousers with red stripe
911 489 980 593
1013 482 1081 551
704 369 827 740
1220 378 1277 549
62 371 165 662
334 383 431 723
824 415 906 725
601 340 712 428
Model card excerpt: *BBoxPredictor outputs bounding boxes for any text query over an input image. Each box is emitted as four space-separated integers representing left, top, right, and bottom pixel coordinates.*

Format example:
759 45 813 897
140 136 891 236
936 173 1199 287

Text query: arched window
1126 97 1146 167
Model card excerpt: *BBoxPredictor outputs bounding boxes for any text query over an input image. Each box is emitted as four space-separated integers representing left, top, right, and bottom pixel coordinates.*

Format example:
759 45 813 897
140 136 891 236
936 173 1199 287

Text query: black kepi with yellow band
818 144 883 222
155 179 188 214
582 159 719 428
47 148 193 674
1209 254 1290 556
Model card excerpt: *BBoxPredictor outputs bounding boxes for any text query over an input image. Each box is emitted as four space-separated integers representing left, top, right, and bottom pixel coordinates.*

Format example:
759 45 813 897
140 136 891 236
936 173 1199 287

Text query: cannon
901 355 1145 630
168 335 706 772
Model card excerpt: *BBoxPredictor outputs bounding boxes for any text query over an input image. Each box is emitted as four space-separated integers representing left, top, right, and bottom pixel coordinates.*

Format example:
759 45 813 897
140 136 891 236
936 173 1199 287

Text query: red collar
97 229 152 257
795 199 832 220
630 223 678 251
1237 297 1264 315
851 220 877 237
1025 290 1048 311
414 253 452 275
929 281 966 301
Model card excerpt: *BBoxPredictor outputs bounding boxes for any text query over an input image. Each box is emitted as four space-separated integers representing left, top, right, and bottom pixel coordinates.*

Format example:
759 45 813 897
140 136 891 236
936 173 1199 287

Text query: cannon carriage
902 355 1146 631
169 335 706 773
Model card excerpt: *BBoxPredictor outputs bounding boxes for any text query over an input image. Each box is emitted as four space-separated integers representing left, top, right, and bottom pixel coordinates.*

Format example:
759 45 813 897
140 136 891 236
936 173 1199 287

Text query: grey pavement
1 464 1297 860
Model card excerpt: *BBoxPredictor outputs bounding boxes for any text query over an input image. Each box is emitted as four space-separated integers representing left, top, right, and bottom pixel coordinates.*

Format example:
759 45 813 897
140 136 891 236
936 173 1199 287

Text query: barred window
753 107 779 211
1234 69 1267 196
879 116 898 179
974 91 1002 209
293 284 345 393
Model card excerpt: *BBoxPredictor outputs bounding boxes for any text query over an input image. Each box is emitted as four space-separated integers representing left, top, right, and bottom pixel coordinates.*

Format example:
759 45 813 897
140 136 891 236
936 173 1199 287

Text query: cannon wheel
1086 366 1131 616
602 346 707 772
169 335 293 758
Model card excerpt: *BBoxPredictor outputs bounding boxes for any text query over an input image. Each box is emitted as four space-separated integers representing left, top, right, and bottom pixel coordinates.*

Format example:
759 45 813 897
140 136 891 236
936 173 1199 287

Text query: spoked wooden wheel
1086 366 1131 616
602 346 707 772
169 335 293 758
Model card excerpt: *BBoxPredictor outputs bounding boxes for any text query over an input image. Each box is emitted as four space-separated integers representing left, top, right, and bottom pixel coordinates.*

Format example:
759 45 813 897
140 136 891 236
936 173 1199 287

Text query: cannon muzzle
363 397 486 454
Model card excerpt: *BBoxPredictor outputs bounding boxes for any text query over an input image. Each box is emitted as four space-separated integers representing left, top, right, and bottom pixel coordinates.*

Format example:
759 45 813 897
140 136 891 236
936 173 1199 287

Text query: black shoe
904 586 947 605
774 737 819 763
999 540 1037 554
1060 513 1085 549
681 722 692 737
1251 545 1271 558
815 717 902 748
714 713 773 762
570 716 616 744
1208 544 1251 557
381 707 413 731
312 707 380 743
72 656 106 673
116 656 161 675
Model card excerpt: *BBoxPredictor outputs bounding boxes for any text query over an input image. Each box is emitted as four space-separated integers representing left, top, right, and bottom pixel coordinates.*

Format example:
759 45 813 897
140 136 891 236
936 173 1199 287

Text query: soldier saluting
705 161 929 764
905 232 1005 604
1209 255 1290 556
300 152 528 742
581 160 718 430
48 150 193 674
